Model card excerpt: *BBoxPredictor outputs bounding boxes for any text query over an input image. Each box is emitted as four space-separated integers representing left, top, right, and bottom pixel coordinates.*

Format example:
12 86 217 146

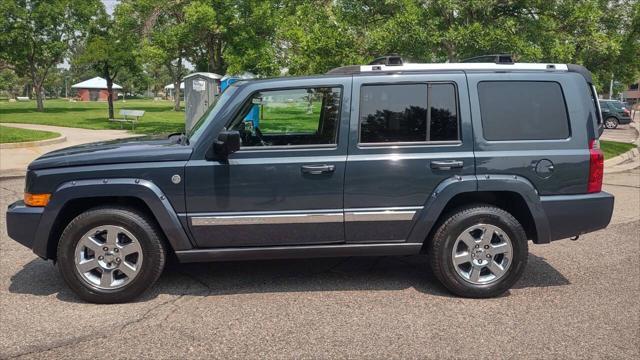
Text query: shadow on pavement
8 253 569 303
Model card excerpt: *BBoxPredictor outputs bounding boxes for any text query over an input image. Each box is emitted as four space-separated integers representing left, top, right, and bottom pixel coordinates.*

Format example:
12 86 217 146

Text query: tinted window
359 83 458 143
478 81 569 141
429 84 459 141
228 87 341 147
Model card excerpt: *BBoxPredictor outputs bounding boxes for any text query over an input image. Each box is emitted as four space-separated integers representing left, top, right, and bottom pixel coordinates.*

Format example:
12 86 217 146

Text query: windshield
187 85 238 142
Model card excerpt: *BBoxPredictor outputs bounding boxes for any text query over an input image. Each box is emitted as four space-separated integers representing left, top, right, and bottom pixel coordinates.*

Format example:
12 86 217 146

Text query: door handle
430 160 464 170
301 164 335 175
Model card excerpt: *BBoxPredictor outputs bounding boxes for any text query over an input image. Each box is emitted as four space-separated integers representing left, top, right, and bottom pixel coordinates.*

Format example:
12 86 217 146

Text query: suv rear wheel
56 207 166 303
604 117 619 129
428 205 528 298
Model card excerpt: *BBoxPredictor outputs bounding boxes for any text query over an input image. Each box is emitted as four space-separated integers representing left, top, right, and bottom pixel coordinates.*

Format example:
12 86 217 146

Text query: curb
0 134 67 149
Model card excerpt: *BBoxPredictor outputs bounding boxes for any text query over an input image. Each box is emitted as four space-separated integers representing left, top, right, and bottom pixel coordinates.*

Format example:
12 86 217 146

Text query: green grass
601 140 637 159
0 124 60 143
0 99 185 135
260 103 323 133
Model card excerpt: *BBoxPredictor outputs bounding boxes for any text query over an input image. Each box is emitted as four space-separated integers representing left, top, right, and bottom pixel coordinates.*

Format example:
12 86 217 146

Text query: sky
103 0 118 15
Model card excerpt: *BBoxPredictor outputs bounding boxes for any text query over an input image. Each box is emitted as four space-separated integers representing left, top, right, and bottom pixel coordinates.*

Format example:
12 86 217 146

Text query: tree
76 3 141 118
133 0 192 111
0 0 102 111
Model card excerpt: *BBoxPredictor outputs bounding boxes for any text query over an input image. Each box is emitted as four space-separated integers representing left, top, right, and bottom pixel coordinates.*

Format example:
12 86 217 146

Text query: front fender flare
32 178 194 259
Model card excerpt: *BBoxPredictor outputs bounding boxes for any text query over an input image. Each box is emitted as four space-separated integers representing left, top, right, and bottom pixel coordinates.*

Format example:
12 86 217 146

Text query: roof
326 62 593 83
183 72 223 80
328 63 570 75
164 82 185 90
71 77 122 89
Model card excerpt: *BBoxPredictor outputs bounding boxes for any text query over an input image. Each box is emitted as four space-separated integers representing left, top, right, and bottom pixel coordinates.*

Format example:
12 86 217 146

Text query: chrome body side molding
189 207 423 226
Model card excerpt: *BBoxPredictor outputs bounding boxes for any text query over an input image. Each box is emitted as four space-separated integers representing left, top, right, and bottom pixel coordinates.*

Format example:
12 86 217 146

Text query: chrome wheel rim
605 119 616 128
74 225 143 290
451 223 513 285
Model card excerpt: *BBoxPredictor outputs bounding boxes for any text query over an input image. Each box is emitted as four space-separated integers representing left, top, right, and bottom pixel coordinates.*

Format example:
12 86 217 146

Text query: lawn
0 125 60 143
0 99 185 135
601 140 637 159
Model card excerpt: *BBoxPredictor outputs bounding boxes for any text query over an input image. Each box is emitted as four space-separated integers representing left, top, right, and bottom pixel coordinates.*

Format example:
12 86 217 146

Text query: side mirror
211 130 240 160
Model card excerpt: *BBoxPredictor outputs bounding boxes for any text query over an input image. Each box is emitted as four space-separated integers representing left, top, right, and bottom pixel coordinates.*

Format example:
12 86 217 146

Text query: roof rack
327 62 569 75
369 55 404 66
462 54 514 64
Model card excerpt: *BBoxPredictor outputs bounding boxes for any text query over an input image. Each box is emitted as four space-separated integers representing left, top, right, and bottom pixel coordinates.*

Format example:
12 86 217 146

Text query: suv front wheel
428 205 528 298
56 207 166 303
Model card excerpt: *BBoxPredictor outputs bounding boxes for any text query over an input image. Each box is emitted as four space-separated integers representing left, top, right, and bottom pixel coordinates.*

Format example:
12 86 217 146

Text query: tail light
587 139 604 193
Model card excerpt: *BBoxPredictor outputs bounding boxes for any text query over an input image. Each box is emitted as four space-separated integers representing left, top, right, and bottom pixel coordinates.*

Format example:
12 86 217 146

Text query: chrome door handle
301 164 335 175
430 160 464 170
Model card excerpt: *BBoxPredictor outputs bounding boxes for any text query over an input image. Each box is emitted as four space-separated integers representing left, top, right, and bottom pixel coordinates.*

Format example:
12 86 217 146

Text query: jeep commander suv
6 57 614 303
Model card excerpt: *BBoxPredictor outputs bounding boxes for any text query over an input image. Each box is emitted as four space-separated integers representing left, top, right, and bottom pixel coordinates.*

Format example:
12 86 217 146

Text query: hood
28 135 193 170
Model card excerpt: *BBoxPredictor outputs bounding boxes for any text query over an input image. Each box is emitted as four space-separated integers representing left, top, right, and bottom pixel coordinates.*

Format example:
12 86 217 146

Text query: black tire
57 207 166 303
604 117 619 129
428 205 528 298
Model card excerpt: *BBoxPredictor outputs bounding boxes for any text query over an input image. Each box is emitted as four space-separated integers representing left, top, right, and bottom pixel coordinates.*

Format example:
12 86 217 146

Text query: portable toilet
220 73 259 128
184 72 222 132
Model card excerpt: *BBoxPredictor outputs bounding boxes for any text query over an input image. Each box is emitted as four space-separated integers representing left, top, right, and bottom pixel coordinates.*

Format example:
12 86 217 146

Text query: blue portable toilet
221 73 259 129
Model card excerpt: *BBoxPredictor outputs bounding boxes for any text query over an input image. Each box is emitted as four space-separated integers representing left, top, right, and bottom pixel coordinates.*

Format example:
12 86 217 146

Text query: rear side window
478 81 570 141
359 83 458 143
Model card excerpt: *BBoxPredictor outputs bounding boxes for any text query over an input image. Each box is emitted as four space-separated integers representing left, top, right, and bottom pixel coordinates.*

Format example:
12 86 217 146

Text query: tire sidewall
57 208 164 303
434 208 528 297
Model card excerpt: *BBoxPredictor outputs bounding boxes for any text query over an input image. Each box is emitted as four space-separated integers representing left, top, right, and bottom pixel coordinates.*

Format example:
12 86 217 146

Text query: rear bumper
6 201 44 251
540 192 614 242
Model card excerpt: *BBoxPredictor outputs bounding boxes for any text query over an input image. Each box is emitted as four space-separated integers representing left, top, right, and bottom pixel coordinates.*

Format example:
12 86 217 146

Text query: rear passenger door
344 73 475 243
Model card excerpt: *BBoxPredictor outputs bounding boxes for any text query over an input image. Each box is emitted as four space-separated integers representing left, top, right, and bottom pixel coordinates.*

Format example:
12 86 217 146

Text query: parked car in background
599 100 632 129
7 57 614 303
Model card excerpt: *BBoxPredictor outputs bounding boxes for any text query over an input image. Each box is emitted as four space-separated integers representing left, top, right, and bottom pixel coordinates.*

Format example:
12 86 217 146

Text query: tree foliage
0 0 102 110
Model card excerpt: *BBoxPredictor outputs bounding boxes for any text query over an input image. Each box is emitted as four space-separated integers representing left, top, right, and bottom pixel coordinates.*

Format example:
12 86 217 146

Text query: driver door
185 78 351 248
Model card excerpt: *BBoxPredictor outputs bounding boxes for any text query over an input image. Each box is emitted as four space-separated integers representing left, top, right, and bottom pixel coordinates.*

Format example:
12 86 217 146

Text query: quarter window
478 81 570 141
359 83 459 143
228 87 342 147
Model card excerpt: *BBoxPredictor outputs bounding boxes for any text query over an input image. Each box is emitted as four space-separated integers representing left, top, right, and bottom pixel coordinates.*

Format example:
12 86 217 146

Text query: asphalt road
1 170 638 359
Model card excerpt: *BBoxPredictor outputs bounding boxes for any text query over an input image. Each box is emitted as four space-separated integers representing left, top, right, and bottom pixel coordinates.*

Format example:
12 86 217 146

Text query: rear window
359 83 459 143
478 81 570 141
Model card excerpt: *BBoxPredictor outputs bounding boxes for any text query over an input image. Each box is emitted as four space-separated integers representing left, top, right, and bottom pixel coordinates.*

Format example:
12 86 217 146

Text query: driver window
228 87 342 147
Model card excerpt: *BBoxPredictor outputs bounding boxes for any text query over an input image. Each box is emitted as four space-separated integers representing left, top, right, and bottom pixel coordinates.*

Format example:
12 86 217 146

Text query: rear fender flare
407 174 551 244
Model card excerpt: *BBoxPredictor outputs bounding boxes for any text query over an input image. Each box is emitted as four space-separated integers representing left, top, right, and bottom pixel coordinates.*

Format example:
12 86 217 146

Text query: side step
175 243 422 263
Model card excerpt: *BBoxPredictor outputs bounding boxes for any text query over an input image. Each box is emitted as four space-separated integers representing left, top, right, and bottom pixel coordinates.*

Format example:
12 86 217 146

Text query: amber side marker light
24 193 51 207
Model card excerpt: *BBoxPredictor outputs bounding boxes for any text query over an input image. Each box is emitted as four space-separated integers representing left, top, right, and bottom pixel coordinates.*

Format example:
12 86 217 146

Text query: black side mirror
210 130 240 160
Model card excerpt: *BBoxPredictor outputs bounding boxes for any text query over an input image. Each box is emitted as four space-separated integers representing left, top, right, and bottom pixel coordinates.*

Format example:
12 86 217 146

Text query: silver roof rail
360 62 568 72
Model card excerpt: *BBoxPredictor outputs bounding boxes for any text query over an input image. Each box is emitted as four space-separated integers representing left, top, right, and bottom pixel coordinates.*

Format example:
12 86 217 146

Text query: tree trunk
106 75 115 119
173 78 181 111
172 58 183 111
34 83 44 112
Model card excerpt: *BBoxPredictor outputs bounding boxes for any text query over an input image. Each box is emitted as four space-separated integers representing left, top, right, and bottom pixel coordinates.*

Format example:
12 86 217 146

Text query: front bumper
6 201 44 250
541 191 614 242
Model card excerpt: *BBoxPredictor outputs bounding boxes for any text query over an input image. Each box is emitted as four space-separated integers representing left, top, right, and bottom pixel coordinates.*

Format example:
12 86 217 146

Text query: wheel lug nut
98 256 104 260
103 246 108 251
484 245 490 249
116 258 121 263
486 254 491 258
114 248 119 253
475 244 480 248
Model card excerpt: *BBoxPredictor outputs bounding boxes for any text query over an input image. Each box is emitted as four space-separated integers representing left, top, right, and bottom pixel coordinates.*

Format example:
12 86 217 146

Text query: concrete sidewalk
0 123 137 177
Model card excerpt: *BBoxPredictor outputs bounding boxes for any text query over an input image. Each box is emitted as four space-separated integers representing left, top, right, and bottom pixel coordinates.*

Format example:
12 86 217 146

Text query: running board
175 243 422 263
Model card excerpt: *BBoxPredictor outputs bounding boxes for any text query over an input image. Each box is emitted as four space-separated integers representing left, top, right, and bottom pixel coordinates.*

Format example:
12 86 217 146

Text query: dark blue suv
6 59 614 303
